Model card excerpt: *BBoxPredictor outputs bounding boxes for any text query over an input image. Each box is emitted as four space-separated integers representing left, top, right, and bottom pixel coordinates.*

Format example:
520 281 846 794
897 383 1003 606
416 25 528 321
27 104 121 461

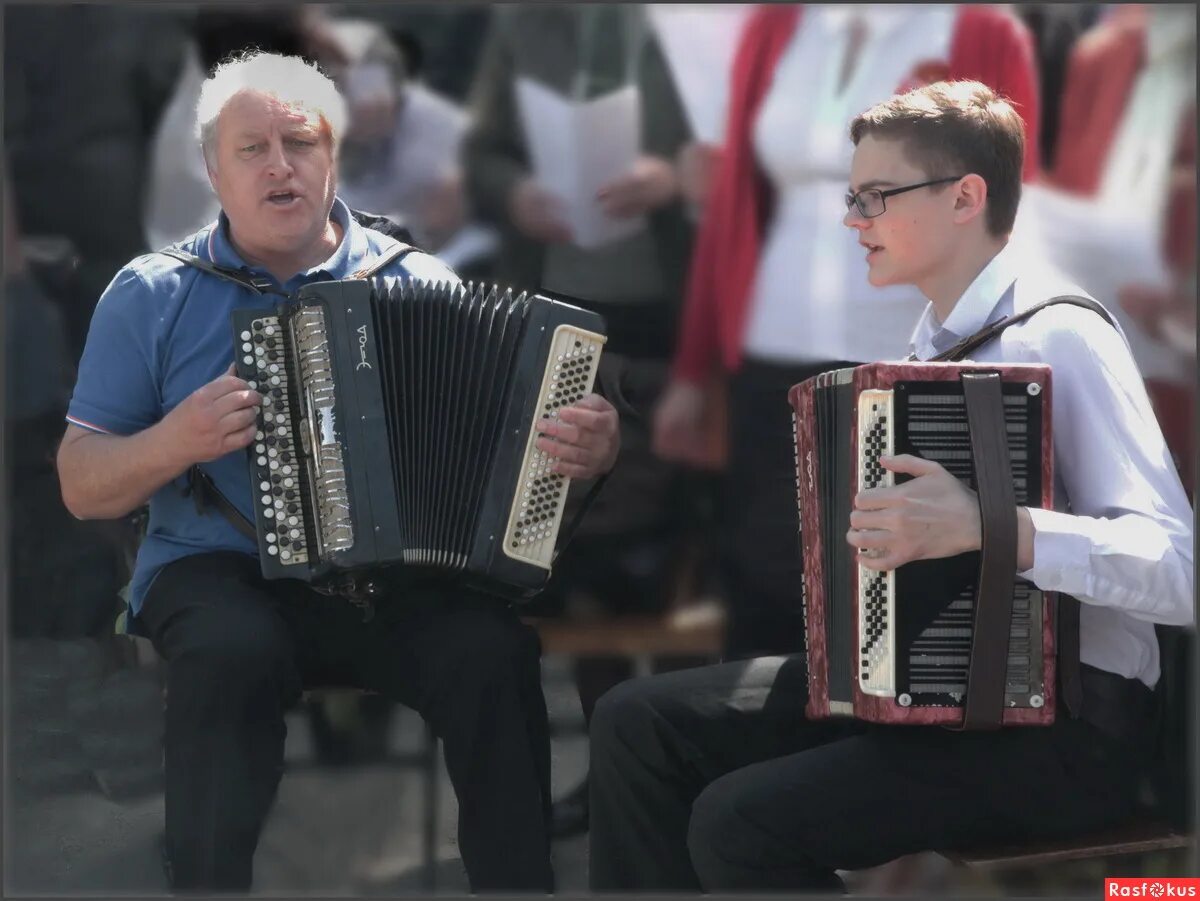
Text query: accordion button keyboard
504 328 606 568
237 314 311 567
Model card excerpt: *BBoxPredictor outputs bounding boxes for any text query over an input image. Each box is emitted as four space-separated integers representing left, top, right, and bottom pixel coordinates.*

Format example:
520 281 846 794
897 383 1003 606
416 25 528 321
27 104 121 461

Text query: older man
56 51 619 893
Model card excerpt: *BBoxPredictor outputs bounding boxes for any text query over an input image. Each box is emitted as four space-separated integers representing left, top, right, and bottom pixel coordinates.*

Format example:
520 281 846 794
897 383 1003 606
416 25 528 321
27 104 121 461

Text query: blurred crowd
4 0 1196 835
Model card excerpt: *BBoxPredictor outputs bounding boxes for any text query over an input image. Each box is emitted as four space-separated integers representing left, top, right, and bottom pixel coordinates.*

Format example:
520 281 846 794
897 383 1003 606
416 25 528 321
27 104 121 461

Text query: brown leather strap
960 371 1019 730
934 294 1106 723
351 240 415 279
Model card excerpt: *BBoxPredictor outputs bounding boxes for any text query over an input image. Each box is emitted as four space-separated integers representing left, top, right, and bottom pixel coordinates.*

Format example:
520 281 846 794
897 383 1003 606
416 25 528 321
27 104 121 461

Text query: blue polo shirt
66 197 459 622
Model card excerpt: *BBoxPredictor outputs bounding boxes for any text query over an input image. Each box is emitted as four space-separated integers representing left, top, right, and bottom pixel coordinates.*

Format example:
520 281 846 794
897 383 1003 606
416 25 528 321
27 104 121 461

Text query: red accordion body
790 361 1057 727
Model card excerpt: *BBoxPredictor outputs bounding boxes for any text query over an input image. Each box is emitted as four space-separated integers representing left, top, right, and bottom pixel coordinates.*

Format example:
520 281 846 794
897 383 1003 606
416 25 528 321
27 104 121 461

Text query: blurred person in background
652 3 1041 660
1014 3 1103 168
56 51 619 893
330 17 498 275
5 5 188 362
327 4 495 104
4 156 123 640
462 3 721 839
1033 3 1196 495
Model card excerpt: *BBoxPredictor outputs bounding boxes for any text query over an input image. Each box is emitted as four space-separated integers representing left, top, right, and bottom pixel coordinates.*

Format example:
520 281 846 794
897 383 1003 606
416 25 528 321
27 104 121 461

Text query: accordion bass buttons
502 325 607 569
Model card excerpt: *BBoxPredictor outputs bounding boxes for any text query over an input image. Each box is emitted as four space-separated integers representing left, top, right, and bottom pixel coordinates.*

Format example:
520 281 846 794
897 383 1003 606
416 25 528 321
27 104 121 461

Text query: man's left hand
535 393 620 479
847 454 980 571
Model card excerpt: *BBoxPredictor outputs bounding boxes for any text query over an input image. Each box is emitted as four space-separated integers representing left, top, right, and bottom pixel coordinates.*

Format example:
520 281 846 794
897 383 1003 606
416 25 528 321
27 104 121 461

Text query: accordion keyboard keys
856 390 896 697
239 317 310 566
502 325 606 569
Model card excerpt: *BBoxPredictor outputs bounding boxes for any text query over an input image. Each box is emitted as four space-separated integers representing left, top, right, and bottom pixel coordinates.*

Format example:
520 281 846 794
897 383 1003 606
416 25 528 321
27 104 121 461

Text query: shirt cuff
1016 506 1095 596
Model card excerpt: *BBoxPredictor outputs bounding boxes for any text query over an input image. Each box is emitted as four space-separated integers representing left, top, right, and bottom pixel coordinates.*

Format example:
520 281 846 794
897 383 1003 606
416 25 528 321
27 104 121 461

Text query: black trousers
138 551 553 893
723 357 858 659
589 655 1151 892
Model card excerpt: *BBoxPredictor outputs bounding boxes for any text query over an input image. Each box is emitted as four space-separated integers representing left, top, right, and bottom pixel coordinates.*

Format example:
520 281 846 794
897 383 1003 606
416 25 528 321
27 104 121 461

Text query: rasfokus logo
1106 879 1200 898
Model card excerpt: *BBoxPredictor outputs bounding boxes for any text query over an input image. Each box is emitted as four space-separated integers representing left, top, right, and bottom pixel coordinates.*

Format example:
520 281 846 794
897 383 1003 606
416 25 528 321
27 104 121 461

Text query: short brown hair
849 81 1025 236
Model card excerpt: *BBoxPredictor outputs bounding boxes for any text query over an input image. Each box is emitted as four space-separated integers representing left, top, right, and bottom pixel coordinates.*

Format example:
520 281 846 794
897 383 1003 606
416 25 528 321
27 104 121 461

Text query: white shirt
909 242 1195 688
742 5 955 364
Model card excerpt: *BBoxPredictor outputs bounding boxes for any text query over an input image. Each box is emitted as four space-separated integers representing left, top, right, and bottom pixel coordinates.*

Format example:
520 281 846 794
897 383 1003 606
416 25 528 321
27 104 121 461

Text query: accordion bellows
790 362 1057 727
232 277 606 597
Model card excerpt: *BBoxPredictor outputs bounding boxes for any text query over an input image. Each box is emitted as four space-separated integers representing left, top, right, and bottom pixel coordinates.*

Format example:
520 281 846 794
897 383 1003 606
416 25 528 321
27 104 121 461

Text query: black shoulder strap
185 465 257 541
932 294 1116 363
157 248 290 297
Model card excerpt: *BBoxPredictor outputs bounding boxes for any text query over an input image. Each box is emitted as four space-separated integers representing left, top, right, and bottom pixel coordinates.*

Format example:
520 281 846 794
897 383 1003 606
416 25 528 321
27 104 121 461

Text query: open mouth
265 191 300 206
862 243 884 258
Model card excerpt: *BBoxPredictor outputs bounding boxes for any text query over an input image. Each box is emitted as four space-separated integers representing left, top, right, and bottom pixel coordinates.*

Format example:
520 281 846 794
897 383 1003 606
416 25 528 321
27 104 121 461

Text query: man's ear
952 173 988 227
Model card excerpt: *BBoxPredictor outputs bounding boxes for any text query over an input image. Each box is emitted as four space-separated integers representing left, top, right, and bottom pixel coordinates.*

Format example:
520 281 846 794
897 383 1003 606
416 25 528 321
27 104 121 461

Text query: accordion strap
185 465 257 542
551 471 613 566
157 249 291 297
958 372 1019 730
350 240 415 278
935 293 1113 723
930 294 1116 363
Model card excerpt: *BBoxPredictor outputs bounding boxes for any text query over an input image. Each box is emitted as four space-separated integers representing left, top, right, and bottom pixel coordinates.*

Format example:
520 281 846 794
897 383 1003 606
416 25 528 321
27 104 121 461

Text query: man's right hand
509 178 572 244
651 379 707 462
161 364 261 466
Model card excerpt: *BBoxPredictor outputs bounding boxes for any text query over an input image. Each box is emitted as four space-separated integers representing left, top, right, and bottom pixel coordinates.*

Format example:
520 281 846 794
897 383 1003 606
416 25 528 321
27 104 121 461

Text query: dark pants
138 552 553 893
723 358 858 659
589 655 1151 892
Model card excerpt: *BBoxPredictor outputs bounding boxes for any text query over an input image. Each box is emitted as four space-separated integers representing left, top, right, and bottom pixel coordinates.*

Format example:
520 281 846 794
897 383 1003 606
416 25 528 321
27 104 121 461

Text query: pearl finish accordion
230 277 607 598
790 361 1058 728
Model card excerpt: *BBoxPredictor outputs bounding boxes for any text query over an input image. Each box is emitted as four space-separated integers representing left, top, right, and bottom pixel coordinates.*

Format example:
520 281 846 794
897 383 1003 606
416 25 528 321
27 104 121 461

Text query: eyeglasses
845 176 965 219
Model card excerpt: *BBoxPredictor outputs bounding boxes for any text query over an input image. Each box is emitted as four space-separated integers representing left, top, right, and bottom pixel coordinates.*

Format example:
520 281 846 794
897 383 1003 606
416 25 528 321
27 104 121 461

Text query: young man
588 80 1193 892
57 51 620 893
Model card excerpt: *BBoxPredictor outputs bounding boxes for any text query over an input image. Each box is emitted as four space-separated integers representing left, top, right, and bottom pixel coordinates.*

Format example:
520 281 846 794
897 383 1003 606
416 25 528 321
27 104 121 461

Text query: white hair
195 51 348 171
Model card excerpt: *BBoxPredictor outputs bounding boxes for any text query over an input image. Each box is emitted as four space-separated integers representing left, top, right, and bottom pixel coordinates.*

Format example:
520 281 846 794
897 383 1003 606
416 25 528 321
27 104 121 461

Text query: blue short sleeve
66 265 162 435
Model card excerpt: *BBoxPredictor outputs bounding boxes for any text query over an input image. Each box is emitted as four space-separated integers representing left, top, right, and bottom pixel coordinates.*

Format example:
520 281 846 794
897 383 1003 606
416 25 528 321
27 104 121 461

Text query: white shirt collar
908 240 1023 360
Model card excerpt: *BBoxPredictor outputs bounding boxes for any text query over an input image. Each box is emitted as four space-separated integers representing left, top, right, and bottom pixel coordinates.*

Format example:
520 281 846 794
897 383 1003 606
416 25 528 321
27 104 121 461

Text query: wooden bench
527 604 726 677
937 817 1192 872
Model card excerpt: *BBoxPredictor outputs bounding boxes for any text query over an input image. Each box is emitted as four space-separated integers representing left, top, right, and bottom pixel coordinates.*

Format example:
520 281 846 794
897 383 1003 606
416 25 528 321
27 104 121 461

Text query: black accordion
790 361 1058 729
230 278 607 598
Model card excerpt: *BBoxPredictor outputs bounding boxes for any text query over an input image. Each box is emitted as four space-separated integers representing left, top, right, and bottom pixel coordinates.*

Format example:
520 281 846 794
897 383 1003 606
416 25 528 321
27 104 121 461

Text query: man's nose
843 205 868 230
265 141 295 178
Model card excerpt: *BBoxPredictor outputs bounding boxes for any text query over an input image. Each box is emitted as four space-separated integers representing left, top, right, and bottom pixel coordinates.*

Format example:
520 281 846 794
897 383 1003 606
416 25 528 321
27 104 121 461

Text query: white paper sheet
648 4 751 145
515 77 645 249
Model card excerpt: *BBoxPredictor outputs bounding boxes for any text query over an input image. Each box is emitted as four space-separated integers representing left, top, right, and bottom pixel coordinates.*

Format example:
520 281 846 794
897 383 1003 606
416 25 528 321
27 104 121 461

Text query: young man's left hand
535 393 620 479
847 454 981 571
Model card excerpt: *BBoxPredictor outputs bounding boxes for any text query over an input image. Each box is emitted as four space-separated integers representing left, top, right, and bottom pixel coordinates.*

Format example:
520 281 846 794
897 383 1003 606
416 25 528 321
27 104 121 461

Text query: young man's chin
866 266 893 288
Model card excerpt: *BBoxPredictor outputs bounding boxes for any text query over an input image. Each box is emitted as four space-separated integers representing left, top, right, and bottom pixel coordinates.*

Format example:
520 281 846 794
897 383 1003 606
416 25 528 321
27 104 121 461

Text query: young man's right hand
161 364 261 465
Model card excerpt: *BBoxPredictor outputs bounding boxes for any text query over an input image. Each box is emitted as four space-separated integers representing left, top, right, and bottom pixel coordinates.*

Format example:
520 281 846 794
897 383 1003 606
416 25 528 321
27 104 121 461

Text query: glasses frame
845 176 966 219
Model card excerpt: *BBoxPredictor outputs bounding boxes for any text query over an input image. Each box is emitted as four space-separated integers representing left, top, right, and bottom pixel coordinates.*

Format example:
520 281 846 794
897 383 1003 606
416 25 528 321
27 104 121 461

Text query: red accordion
790 362 1058 728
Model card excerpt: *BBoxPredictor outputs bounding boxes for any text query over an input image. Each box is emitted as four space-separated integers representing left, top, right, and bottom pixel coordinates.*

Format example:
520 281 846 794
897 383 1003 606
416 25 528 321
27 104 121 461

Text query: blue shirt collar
203 197 371 290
